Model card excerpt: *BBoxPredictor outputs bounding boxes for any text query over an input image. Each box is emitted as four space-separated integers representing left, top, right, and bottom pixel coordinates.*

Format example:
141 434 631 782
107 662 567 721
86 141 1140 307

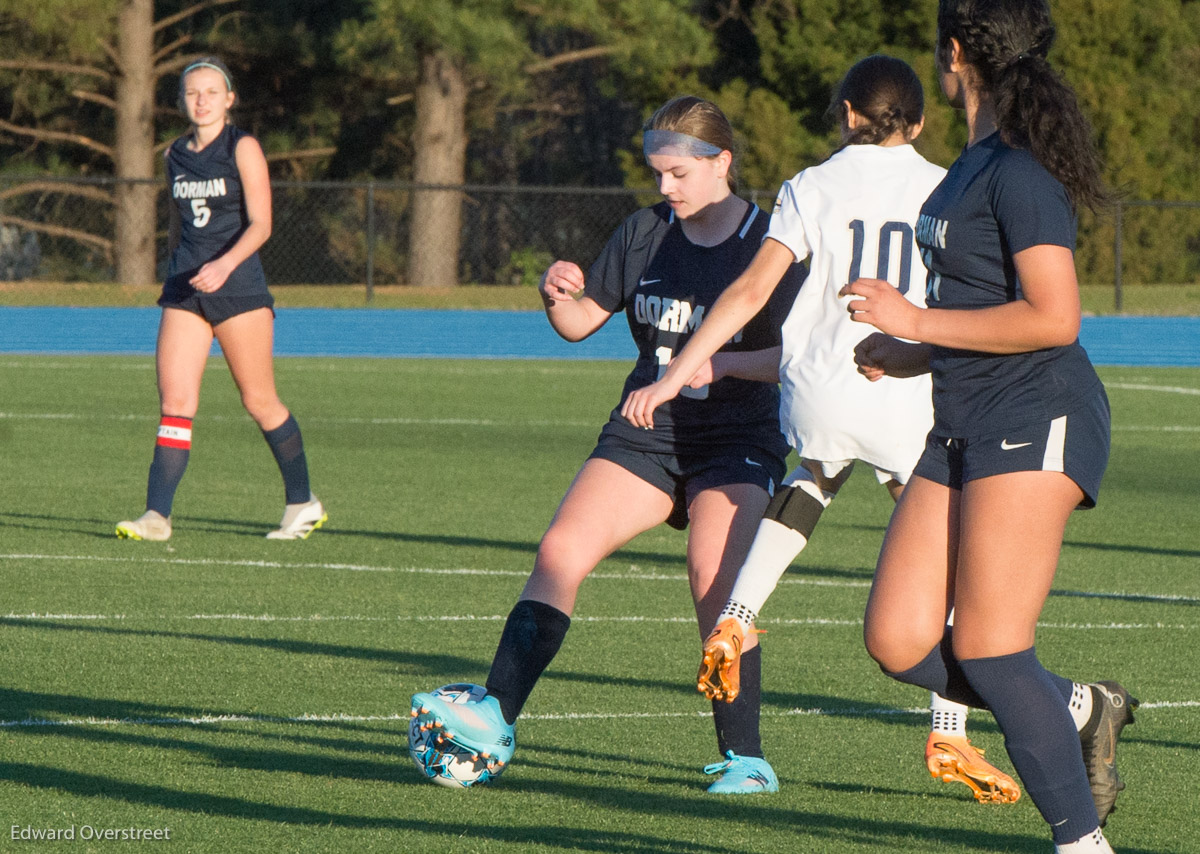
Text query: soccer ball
408 683 502 788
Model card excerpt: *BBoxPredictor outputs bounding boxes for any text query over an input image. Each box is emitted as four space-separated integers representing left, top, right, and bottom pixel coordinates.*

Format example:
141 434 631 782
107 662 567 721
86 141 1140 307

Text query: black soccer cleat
1080 680 1139 827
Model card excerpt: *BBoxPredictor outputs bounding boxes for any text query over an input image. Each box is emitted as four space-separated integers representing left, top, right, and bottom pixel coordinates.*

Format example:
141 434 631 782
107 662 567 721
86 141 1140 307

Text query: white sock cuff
1055 828 1112 853
1068 682 1093 731
717 600 758 633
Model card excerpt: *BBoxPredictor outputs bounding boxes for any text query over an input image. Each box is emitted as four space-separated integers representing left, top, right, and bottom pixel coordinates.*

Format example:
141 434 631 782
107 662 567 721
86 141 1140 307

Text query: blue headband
182 61 233 92
643 129 724 158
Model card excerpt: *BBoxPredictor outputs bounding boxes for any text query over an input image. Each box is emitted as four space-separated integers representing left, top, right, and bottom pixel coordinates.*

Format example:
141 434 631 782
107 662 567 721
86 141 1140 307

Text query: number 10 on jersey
848 220 913 293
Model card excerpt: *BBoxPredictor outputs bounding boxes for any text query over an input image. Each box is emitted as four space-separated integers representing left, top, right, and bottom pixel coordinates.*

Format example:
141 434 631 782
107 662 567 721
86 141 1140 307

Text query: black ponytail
937 0 1108 211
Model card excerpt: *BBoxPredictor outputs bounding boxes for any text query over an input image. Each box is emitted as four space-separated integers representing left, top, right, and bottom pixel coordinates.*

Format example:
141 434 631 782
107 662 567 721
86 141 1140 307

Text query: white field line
0 553 867 587
1107 382 1200 396
3 553 1199 605
2 700 1196 731
2 613 1195 631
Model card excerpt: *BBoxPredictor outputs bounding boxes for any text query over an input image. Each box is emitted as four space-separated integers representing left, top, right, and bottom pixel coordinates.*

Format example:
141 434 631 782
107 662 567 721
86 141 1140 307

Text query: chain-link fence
0 175 1196 306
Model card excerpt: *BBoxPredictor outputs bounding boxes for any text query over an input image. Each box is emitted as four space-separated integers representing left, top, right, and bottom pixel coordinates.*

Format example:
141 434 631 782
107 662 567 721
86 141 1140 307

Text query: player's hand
620 377 685 430
190 258 234 293
853 332 931 381
839 278 920 339
686 358 717 389
539 260 584 305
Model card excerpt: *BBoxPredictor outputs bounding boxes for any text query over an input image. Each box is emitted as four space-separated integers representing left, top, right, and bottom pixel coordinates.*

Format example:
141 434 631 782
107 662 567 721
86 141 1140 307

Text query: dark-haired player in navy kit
409 96 802 793
840 0 1135 851
116 57 325 542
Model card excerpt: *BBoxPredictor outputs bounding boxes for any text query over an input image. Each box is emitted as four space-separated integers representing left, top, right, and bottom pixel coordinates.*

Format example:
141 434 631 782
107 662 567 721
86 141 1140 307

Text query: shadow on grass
0 619 961 737
0 694 1169 852
0 509 698 567
0 687 242 727
3 755 1149 854
0 617 485 676
0 759 749 854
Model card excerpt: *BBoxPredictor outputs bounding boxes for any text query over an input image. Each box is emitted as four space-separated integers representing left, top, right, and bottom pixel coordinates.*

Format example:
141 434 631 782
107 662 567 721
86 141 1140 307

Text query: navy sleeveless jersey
164 124 268 298
916 133 1102 435
585 201 802 456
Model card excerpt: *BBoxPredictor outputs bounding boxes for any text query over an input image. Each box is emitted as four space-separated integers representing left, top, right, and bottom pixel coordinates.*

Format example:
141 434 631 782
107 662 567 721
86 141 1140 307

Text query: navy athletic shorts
159 291 275 326
912 386 1111 508
589 435 786 530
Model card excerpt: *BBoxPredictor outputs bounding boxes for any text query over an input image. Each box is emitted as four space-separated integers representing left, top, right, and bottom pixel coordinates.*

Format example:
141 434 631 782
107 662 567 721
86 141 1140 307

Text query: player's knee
863 613 939 672
534 528 595 585
159 393 199 418
242 392 285 426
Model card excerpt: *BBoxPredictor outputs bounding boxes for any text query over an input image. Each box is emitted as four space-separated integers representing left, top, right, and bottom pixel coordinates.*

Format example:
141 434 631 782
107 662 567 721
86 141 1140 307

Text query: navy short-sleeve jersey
917 134 1102 434
585 201 802 456
164 124 268 299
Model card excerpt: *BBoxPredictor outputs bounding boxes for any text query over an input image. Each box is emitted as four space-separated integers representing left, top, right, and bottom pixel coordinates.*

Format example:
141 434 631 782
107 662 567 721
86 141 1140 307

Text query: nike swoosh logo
744 457 762 467
638 277 661 287
1000 440 1033 450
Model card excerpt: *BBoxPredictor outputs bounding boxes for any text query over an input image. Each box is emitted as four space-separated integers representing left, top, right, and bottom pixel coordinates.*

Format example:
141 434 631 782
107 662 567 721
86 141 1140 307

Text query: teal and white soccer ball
408 683 500 788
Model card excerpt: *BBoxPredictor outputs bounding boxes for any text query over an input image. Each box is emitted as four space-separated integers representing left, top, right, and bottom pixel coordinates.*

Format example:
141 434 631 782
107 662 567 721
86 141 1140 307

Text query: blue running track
0 307 1197 366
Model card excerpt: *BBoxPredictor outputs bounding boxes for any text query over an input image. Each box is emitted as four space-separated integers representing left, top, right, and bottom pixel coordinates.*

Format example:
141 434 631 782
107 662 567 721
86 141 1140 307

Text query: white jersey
767 143 946 475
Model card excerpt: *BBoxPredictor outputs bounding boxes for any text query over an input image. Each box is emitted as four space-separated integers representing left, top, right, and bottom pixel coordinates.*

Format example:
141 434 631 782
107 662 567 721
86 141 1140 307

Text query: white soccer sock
726 518 810 617
930 692 968 737
1055 828 1113 853
1068 682 1094 731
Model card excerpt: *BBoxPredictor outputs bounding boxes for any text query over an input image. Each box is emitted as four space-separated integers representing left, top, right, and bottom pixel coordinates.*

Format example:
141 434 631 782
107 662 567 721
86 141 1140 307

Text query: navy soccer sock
712 645 763 758
262 414 311 504
146 415 192 517
959 648 1099 844
883 628 988 709
485 599 571 725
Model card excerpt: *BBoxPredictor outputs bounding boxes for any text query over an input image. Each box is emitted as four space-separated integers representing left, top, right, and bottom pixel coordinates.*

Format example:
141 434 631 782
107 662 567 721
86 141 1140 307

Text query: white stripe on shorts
1043 415 1067 472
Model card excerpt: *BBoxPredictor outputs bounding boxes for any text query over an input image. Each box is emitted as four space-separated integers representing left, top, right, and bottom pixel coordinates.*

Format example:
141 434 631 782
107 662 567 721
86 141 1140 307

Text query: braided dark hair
831 55 925 153
937 0 1108 210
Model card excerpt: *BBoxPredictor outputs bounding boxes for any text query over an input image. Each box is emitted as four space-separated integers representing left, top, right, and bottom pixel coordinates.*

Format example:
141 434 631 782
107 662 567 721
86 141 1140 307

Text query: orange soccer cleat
697 618 745 703
925 732 1021 804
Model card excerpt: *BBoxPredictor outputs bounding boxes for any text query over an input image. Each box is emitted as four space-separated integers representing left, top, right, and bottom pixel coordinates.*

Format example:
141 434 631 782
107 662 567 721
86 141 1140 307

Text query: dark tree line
2 0 1198 285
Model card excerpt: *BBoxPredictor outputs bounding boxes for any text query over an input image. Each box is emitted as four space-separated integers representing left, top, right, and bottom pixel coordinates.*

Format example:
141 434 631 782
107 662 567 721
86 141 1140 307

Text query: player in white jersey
622 55 1019 803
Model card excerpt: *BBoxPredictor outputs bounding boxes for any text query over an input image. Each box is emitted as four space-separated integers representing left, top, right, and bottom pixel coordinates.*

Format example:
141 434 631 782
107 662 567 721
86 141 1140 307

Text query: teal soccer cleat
409 686 516 784
703 750 779 794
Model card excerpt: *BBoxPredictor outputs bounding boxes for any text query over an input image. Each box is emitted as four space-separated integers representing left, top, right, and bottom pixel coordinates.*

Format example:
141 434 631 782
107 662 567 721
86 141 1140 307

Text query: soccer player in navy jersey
837 1 1135 850
116 57 324 542
410 96 804 793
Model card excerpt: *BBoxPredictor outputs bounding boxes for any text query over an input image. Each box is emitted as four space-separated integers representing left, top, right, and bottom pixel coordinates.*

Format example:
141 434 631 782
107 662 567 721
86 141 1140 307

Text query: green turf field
0 356 1196 853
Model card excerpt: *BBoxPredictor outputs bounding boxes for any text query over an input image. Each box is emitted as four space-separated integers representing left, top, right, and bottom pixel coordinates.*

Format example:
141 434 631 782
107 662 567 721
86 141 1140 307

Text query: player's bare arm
538 260 612 342
698 345 783 387
840 244 1080 354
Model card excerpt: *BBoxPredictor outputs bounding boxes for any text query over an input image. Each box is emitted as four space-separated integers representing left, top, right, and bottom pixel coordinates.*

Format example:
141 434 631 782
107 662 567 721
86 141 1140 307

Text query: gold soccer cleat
697 618 745 703
925 732 1021 804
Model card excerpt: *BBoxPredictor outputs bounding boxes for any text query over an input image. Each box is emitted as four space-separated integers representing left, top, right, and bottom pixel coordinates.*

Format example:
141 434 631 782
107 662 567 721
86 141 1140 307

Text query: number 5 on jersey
191 198 211 228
